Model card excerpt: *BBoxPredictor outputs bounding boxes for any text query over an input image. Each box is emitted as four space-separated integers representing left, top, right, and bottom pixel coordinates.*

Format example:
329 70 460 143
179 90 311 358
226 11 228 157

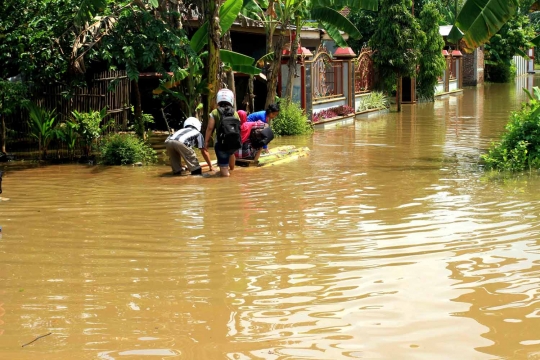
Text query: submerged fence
307 50 344 101
355 47 375 93
5 70 131 155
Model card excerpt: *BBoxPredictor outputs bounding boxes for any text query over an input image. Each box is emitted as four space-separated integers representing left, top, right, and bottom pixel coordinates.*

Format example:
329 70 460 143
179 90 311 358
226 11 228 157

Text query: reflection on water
1 77 540 359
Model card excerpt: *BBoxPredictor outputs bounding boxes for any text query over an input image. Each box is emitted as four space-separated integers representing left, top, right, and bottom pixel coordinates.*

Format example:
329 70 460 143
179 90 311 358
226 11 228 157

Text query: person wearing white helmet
204 88 242 177
165 117 213 175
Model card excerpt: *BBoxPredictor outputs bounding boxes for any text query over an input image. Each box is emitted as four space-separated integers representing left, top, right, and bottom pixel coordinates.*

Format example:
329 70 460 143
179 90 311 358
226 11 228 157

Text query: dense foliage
482 87 540 172
271 100 312 136
71 108 108 157
99 133 157 165
485 14 534 83
417 3 447 101
347 9 378 53
369 0 425 95
97 5 190 81
0 80 29 152
0 0 77 84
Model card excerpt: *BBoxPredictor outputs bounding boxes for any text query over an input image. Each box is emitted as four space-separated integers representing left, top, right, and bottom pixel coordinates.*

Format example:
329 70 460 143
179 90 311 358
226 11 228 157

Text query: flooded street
2 77 540 359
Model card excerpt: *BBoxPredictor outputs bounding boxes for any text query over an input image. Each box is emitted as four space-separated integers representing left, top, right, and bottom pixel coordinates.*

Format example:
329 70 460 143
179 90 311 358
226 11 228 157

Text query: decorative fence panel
307 51 343 101
5 70 130 155
354 47 374 93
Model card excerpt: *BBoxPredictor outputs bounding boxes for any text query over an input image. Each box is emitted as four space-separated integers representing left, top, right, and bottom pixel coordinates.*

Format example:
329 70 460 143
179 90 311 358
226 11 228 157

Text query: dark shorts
214 142 237 167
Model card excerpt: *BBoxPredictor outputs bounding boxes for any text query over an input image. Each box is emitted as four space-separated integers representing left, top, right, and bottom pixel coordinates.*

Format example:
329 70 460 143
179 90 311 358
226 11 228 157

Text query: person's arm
204 114 215 149
202 114 215 170
201 148 213 171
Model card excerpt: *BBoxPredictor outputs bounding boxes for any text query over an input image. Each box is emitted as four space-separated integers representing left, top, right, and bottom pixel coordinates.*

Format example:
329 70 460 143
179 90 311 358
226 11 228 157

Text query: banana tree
447 0 520 51
153 0 261 124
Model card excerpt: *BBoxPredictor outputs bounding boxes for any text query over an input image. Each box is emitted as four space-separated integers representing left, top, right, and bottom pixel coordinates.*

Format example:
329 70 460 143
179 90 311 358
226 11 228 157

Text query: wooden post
397 76 402 112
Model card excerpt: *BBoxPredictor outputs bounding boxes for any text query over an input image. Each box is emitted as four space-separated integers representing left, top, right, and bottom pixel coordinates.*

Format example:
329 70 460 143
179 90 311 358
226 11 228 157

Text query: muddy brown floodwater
1 77 540 359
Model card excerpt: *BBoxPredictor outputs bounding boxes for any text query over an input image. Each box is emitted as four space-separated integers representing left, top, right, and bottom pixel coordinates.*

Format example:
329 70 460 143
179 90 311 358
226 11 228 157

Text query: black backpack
250 126 274 149
217 106 241 151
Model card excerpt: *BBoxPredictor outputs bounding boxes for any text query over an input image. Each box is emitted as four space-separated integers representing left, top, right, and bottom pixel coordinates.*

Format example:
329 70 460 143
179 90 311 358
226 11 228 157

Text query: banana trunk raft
235 145 310 167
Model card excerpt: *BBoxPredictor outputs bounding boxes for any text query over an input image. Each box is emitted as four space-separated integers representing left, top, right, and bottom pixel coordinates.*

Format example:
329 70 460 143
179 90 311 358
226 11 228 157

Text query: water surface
1 76 540 359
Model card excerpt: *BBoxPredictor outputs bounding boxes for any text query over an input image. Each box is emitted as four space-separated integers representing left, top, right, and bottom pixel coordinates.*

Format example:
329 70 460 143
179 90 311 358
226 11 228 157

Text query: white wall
312 97 347 114
280 63 303 105
513 55 528 77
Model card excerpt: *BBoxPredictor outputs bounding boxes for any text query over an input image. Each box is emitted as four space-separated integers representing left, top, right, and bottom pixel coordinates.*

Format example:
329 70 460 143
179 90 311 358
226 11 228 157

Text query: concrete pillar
333 47 356 109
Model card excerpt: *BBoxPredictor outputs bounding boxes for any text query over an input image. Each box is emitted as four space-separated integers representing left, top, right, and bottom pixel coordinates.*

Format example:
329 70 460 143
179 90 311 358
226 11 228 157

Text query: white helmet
183 117 201 132
216 88 234 106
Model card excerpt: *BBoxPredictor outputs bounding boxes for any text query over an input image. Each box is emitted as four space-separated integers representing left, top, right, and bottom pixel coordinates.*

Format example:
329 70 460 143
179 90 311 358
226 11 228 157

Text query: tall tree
369 0 425 111
0 80 28 153
0 0 106 85
484 14 535 82
417 3 446 101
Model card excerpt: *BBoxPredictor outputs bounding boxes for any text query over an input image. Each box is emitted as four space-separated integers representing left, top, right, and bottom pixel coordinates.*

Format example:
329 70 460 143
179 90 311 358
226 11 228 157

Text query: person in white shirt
165 117 213 175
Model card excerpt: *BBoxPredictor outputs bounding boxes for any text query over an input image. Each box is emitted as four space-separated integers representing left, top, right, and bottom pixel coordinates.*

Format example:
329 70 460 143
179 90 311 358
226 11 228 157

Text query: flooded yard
1 76 540 359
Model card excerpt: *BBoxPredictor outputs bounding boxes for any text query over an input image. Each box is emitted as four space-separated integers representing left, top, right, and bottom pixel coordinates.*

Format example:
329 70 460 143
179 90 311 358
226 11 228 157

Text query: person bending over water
235 110 274 162
165 117 212 176
247 103 280 124
247 103 279 152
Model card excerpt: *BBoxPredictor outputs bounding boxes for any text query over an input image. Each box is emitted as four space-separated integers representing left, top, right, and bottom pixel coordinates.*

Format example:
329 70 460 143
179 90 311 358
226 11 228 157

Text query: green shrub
482 87 540 172
358 91 389 112
25 102 59 159
271 100 312 136
72 107 108 157
486 61 516 83
99 133 157 165
56 120 79 160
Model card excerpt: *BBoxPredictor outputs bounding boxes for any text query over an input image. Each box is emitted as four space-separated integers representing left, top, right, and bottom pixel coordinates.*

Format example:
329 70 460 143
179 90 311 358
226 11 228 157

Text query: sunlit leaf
220 0 243 34
190 22 209 53
220 49 255 66
448 0 519 52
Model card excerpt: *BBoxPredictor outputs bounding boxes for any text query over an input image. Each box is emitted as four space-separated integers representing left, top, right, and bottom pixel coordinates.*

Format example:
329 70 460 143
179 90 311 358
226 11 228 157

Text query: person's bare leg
229 154 235 171
219 166 230 177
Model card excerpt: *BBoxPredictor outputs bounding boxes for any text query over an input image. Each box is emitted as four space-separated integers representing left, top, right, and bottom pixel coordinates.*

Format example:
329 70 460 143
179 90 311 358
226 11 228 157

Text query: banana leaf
532 34 540 47
319 0 378 12
311 6 361 40
448 0 519 52
190 0 243 53
221 50 261 75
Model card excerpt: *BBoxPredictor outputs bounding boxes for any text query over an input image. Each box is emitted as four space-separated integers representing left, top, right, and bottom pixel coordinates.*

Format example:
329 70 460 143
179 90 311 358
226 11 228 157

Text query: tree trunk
0 114 6 153
265 29 286 109
267 0 275 54
205 0 221 127
264 0 281 109
223 31 236 111
285 17 301 101
397 76 402 112
132 79 145 139
244 75 255 113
